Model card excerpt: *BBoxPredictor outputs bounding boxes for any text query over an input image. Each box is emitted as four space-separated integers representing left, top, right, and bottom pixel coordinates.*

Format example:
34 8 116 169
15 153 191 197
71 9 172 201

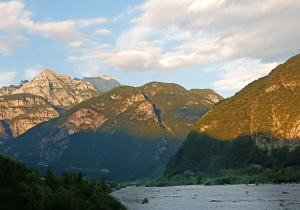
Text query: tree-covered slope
165 54 300 177
193 54 300 141
0 154 126 210
3 82 222 181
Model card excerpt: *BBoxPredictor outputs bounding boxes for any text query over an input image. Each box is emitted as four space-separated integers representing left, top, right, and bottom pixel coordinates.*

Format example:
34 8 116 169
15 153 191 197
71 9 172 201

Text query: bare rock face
0 94 60 137
129 101 158 122
189 89 224 106
0 85 19 96
62 108 108 135
13 69 101 109
0 80 29 96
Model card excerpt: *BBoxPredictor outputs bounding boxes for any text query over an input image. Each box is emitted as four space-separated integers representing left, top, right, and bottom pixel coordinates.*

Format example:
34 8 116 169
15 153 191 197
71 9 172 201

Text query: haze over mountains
0 69 222 180
82 75 121 92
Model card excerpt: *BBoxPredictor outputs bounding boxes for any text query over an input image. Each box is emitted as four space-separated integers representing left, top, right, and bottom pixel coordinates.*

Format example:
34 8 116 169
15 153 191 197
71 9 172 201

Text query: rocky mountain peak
13 69 101 109
18 80 29 87
39 68 56 75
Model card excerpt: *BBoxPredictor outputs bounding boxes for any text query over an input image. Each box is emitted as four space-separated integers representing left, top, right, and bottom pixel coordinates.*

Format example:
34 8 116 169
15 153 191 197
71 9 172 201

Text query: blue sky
1 0 300 98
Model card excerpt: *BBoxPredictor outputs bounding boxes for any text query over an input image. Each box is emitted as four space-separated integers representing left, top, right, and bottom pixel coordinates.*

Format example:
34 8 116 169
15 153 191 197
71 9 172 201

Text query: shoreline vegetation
2 150 300 210
111 134 300 189
144 166 300 187
111 166 300 191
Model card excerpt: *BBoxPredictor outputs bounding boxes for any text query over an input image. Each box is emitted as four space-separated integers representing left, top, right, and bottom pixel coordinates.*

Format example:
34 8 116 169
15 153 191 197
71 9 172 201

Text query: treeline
0 154 126 210
164 133 300 178
146 166 300 187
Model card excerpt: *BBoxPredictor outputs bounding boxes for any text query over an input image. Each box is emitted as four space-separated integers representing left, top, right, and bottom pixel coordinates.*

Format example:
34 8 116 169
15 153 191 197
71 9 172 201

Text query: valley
1 1 300 209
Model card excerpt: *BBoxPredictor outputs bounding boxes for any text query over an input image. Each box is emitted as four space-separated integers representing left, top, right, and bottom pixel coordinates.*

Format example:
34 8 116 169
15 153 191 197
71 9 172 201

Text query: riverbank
112 184 300 210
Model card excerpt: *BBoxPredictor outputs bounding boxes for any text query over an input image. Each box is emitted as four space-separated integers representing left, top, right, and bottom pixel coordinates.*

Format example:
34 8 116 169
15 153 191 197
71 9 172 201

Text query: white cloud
24 66 41 80
0 1 33 32
15 0 295 91
76 17 107 27
94 29 113 36
105 47 161 71
31 21 83 42
0 34 28 55
103 0 300 72
67 41 83 48
213 58 279 90
0 1 107 54
0 71 18 87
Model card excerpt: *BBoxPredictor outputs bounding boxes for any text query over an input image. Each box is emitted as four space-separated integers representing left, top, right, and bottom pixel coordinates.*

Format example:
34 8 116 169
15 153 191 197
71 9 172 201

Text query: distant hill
82 75 121 92
164 54 300 176
3 82 223 181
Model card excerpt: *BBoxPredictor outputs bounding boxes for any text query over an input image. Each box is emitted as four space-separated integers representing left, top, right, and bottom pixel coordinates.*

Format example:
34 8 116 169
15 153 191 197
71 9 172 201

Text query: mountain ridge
192 54 300 141
164 54 300 177
3 82 223 181
13 69 101 109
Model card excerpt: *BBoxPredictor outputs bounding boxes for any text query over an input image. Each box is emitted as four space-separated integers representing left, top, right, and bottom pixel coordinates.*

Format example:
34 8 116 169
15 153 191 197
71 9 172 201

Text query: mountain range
165 54 300 176
0 70 222 181
0 70 123 139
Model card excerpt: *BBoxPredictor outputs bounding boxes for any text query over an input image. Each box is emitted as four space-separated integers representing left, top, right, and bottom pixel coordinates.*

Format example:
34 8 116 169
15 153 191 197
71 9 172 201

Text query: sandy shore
111 184 300 210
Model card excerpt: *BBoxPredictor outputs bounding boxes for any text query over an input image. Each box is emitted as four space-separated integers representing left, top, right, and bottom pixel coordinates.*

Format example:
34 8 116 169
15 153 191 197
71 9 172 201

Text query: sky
0 0 299 98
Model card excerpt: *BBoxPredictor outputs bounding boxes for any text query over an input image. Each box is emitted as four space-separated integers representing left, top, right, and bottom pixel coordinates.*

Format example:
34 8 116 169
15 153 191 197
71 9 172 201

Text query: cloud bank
69 0 300 90
1 0 300 91
0 1 107 53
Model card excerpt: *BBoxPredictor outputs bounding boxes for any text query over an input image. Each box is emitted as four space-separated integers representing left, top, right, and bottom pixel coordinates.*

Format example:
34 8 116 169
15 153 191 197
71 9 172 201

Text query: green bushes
147 165 300 187
165 132 300 178
162 132 300 187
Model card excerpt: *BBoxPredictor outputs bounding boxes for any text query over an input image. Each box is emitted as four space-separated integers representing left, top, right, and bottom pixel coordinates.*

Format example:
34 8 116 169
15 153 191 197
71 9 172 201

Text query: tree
45 169 59 190
100 177 109 193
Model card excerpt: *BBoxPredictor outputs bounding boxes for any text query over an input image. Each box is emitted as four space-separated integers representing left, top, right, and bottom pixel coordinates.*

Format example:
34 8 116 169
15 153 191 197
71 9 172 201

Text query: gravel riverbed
111 184 300 210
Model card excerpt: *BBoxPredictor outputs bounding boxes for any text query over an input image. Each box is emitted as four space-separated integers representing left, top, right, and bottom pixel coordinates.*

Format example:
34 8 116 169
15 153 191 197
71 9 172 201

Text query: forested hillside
0 154 126 210
164 54 300 179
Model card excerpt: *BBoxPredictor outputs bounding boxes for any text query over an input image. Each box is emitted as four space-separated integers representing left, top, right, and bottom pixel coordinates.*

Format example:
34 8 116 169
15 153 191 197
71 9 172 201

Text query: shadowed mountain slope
4 82 223 181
